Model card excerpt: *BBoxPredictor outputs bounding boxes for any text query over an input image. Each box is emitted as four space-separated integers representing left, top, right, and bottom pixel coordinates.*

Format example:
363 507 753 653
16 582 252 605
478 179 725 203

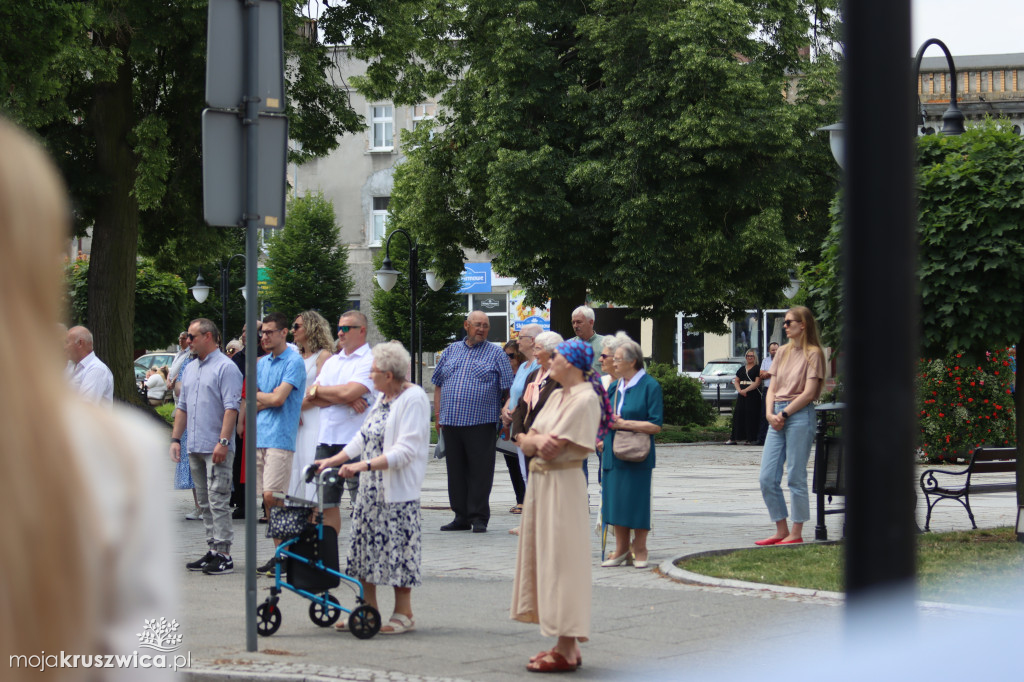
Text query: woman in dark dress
726 351 762 444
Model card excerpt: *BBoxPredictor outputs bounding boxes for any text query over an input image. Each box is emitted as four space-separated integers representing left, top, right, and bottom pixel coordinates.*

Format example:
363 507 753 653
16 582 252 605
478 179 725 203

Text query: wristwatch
780 410 790 420
170 438 181 444
218 437 231 447
365 461 372 473
309 385 318 398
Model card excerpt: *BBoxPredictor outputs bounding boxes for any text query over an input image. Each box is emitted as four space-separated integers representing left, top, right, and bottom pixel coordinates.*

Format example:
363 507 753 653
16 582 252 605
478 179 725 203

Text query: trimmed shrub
646 362 715 427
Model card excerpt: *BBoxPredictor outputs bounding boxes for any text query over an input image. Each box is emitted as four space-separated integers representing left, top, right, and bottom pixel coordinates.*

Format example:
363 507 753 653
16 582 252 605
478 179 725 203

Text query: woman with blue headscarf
510 338 609 673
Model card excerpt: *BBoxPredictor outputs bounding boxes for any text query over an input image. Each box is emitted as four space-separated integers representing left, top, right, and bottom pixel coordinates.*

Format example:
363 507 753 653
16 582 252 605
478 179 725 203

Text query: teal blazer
601 372 664 471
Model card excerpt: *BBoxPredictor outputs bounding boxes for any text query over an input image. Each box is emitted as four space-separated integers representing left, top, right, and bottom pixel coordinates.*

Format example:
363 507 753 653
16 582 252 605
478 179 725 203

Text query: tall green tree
2 1 363 400
265 191 354 323
66 259 188 352
323 0 841 356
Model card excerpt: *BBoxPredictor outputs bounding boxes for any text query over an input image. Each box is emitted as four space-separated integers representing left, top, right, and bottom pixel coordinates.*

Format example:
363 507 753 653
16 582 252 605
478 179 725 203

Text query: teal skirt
601 465 651 530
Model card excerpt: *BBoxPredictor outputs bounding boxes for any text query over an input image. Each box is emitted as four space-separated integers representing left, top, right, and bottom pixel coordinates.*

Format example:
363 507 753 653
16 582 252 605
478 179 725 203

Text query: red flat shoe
778 538 804 545
527 651 578 673
754 536 784 546
530 650 582 667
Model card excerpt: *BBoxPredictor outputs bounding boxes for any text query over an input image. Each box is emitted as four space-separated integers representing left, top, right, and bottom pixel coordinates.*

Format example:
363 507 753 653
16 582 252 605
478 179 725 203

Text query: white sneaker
185 507 203 520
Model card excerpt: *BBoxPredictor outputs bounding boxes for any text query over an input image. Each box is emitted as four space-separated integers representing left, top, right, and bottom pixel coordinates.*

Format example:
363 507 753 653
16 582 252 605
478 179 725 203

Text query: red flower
938 413 945 418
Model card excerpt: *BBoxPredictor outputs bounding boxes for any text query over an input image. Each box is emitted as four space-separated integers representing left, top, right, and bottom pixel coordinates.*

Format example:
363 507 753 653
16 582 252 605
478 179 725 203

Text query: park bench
918 446 1017 531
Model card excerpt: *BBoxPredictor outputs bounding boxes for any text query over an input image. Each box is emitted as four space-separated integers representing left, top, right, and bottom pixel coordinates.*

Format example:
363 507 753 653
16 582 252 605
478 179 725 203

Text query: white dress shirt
70 351 114 404
315 343 376 445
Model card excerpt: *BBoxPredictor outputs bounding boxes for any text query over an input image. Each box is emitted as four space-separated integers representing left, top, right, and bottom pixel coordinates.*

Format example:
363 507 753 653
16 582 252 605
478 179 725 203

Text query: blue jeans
758 401 815 523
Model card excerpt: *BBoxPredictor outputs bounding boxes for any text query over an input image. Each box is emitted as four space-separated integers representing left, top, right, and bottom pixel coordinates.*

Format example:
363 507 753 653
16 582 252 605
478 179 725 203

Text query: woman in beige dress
511 338 605 673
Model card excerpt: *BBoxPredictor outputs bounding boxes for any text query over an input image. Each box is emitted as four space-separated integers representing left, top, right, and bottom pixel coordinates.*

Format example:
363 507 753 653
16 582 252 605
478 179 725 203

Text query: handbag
611 383 650 462
433 429 447 459
267 505 310 540
613 430 650 462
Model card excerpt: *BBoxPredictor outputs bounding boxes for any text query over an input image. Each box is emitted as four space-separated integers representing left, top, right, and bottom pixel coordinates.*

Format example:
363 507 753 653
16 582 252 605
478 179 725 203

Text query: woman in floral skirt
316 341 430 635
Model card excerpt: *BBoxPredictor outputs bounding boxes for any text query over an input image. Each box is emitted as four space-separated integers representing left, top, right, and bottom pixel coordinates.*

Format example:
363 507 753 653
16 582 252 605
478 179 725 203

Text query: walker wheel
256 601 282 636
348 604 381 639
308 593 341 627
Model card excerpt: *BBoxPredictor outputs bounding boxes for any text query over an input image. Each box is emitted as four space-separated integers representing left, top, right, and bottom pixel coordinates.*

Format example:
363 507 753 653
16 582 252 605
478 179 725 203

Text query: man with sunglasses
307 310 375 533
170 318 243 575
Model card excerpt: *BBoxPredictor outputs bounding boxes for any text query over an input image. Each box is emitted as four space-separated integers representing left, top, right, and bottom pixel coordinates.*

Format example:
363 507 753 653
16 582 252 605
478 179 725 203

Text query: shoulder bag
612 383 650 462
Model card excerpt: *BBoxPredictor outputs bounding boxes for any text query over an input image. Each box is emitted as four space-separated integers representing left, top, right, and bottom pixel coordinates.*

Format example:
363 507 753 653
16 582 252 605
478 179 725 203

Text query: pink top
769 344 825 403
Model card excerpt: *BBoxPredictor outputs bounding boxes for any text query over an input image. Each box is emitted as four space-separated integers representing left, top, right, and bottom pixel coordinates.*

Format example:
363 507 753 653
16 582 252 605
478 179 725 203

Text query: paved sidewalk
170 443 1018 681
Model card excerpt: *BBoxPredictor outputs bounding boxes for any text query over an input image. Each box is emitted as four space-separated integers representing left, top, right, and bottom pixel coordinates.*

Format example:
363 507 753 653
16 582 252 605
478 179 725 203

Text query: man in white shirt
308 310 374 533
65 326 114 404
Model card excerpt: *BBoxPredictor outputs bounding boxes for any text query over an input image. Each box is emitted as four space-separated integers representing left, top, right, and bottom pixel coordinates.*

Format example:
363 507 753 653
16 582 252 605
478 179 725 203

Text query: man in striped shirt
433 310 514 533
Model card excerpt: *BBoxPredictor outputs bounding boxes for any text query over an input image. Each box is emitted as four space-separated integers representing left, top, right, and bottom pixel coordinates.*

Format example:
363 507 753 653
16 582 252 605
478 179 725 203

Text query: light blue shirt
509 359 539 408
179 349 243 453
255 347 306 451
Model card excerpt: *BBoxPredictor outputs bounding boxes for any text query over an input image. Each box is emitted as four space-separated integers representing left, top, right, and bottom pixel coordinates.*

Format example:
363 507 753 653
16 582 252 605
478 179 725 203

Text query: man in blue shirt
433 311 514 533
253 312 307 574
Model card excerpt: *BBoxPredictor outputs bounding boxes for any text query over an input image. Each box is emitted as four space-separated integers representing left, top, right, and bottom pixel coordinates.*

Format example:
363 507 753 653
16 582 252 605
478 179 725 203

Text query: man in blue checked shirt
432 310 514 533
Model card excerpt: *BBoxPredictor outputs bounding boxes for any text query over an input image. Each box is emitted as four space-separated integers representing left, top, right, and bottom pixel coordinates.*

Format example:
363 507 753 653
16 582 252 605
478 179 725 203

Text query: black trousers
443 423 498 527
502 451 526 505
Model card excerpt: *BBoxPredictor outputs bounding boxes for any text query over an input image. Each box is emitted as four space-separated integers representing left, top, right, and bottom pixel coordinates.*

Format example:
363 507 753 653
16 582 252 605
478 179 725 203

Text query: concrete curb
658 547 845 602
660 548 1024 615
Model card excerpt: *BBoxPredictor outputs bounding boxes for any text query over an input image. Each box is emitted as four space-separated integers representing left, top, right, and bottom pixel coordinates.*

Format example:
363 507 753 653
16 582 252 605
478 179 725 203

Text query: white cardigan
345 384 430 503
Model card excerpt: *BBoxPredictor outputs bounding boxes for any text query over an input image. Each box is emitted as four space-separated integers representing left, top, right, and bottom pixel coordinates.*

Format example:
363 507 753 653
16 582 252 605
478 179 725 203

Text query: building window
371 196 390 246
412 103 436 129
370 105 393 150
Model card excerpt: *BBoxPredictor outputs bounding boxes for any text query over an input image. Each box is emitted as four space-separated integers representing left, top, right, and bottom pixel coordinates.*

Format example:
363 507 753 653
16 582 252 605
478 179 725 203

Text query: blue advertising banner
459 262 492 293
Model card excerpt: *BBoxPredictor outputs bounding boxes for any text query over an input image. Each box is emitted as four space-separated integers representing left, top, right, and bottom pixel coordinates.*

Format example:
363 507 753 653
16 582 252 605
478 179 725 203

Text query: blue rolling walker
256 466 381 638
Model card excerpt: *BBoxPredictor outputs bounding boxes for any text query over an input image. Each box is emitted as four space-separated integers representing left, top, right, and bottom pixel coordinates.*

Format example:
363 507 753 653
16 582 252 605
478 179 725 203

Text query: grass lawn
677 527 1024 607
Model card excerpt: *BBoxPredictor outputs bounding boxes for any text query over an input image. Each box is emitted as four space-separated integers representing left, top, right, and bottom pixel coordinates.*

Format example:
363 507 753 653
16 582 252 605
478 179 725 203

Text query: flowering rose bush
917 349 1016 462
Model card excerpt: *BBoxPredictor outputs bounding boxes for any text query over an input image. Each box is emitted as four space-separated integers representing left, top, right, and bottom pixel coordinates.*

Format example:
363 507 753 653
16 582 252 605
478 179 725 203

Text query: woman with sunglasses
287 310 335 502
500 325 542 515
755 306 826 546
725 350 762 445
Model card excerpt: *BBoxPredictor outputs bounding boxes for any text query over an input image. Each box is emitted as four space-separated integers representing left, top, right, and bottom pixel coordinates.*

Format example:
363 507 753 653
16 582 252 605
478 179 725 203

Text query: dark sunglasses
506 352 517 358
292 323 302 331
783 319 799 327
599 353 609 360
337 325 362 333
186 332 200 341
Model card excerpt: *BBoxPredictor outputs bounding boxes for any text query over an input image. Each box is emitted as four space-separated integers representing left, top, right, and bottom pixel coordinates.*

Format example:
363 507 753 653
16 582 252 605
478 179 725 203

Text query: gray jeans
189 451 235 553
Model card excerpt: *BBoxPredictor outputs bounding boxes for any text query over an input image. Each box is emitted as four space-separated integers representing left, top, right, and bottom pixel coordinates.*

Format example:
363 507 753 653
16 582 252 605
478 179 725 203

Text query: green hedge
646 362 716 427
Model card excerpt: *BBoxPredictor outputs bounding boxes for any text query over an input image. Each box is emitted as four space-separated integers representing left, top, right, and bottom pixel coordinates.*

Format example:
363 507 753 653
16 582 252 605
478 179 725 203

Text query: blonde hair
298 309 333 355
774 305 826 399
0 118 98 676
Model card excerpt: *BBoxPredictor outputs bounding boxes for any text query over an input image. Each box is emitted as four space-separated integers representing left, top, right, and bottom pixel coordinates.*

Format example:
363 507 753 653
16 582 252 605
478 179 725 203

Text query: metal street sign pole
841 0 918 627
205 0 286 652
242 0 261 652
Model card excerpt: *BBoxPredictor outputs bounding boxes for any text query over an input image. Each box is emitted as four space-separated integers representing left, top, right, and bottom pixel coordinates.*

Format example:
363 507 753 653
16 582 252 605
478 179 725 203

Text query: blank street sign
206 0 285 113
202 109 287 228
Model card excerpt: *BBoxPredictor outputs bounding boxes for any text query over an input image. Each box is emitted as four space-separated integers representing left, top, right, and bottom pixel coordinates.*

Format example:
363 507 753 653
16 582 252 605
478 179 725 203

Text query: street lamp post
913 38 965 136
189 253 247 349
374 229 445 385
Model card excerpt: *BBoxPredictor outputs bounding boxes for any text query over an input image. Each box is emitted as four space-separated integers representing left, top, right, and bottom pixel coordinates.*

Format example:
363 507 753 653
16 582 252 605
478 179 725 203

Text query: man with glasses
307 310 374 534
170 318 243 575
433 310 515 533
571 305 605 374
252 312 307 575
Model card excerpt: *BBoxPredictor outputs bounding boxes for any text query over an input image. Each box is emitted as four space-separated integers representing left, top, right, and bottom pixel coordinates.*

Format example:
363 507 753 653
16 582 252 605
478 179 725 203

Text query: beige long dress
510 381 600 639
